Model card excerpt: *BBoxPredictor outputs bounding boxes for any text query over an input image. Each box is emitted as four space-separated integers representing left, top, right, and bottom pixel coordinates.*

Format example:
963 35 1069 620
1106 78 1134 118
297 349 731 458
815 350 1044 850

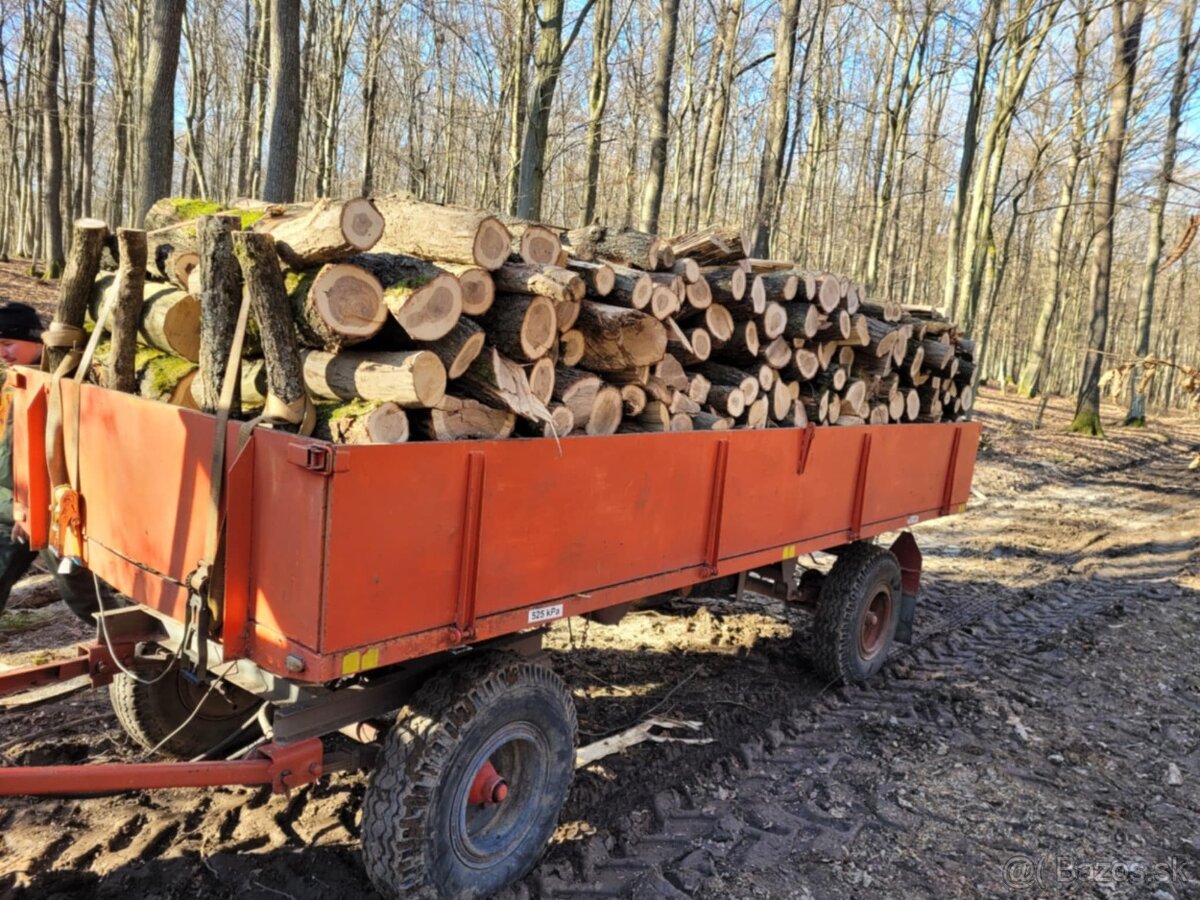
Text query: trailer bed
9 369 980 683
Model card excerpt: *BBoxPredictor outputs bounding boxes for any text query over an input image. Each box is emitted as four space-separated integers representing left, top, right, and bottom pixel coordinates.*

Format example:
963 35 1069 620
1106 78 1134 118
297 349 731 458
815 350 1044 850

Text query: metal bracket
849 433 873 540
453 452 486 643
796 424 816 475
702 440 731 577
286 442 347 475
939 428 964 515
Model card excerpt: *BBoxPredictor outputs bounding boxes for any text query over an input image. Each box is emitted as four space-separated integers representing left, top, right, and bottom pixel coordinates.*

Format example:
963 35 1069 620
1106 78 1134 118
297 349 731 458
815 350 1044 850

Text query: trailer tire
109 656 262 758
362 652 577 900
812 542 901 684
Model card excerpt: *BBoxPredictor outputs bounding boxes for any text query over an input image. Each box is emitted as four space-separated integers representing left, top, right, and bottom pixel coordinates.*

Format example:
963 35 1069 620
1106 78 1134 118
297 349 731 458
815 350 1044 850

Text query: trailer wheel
109 656 262 758
812 543 901 684
362 652 577 900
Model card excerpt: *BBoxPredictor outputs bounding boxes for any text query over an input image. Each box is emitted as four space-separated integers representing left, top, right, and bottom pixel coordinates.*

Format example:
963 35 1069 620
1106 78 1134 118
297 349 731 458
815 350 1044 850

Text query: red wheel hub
467 760 509 806
858 587 892 659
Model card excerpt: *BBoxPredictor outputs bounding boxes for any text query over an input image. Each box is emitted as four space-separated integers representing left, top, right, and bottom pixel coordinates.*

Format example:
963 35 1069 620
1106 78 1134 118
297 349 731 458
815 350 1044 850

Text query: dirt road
1 390 1198 900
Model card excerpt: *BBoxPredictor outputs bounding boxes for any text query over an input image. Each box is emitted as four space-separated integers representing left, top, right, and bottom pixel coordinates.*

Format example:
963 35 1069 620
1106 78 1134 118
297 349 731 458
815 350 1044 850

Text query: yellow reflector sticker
782 545 797 560
341 651 361 676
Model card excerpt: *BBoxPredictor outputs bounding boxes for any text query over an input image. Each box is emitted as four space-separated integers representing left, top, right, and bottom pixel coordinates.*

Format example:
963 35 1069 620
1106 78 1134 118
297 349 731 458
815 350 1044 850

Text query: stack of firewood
66 195 974 444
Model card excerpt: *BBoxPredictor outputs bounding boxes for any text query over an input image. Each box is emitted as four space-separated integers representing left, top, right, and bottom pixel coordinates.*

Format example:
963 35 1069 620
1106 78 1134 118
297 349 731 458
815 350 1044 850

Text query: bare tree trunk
73 0 98 218
248 0 271 198
41 0 66 276
1126 3 1195 425
698 0 743 226
581 0 614 226
1017 9 1091 398
262 0 300 202
637 0 681 234
1071 0 1147 435
751 0 801 257
360 0 384 196
136 0 186 227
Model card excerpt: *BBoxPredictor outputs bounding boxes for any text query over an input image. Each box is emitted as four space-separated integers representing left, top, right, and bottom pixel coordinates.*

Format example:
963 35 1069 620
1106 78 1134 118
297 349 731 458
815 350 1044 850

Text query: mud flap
888 532 922 644
895 590 917 643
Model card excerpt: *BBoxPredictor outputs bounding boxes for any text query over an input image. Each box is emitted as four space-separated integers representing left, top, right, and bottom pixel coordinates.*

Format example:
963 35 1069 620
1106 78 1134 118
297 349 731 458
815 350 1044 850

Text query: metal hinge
286 443 347 475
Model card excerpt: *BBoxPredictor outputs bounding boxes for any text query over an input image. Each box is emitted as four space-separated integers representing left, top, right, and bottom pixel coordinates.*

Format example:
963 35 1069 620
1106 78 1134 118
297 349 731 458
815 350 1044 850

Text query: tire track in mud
515 454 1197 898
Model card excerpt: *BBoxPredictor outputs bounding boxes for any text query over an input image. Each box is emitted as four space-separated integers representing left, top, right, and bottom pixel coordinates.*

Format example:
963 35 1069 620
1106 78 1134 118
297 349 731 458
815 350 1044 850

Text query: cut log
688 373 712 405
91 275 201 361
815 273 841 313
670 413 694 432
554 297 581 332
47 218 109 372
564 225 672 270
921 339 955 370
636 400 672 431
672 258 701 282
835 415 866 427
770 379 792 421
702 267 746 303
669 325 710 363
756 270 800 301
478 294 557 361
413 395 517 440
712 320 759 365
649 286 679 319
620 384 647 416
759 337 791 369
669 392 701 416
566 259 616 297
777 400 808 428
697 362 759 403
459 348 550 422
574 301 668 372
193 215 243 412
493 262 585 304
668 225 749 265
244 349 448 408
816 309 851 341
542 404 576 438
691 412 733 431
798 386 830 424
382 272 463 341
107 228 147 394
438 262 495 316
760 301 787 339
788 348 820 381
703 303 734 342
606 263 655 310
528 356 556 405
684 276 712 310
845 283 862 315
559 329 585 366
117 346 199 408
285 263 387 350
758 365 776 390
374 194 511 270
783 302 820 340
816 341 837 370
501 220 562 266
317 399 410 444
231 229 309 420
745 396 769 429
149 242 199 290
842 379 868 414
255 197 384 268
707 384 746 418
654 354 689 391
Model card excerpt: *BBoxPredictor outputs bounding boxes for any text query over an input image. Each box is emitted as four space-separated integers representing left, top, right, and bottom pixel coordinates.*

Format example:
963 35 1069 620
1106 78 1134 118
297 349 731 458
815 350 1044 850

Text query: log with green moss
91 274 202 362
91 344 199 408
314 399 409 444
284 264 387 350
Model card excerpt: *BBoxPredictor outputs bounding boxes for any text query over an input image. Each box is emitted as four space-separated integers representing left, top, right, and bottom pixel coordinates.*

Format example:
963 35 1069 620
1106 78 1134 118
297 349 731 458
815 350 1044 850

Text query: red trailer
0 367 980 898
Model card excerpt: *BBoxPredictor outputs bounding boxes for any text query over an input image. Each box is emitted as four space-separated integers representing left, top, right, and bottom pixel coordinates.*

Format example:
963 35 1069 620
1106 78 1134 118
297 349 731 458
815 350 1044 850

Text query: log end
341 198 386 252
459 268 496 316
312 264 389 343
587 386 624 436
521 225 563 267
474 217 513 271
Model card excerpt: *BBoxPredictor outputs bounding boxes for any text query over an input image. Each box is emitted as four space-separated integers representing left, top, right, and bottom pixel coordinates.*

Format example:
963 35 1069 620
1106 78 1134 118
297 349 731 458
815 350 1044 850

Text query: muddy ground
0 388 1197 900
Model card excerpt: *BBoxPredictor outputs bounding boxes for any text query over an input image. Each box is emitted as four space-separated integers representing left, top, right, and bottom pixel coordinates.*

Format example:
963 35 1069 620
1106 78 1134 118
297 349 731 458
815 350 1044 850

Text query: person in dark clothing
0 301 45 613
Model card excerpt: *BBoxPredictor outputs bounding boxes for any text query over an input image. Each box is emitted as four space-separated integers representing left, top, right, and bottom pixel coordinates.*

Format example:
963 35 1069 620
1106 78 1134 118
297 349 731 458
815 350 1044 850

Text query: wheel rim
451 722 549 870
858 586 893 660
173 668 258 723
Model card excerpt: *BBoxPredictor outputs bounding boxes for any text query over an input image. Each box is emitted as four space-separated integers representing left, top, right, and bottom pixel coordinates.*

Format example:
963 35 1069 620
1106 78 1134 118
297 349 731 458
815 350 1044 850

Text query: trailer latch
287 443 347 475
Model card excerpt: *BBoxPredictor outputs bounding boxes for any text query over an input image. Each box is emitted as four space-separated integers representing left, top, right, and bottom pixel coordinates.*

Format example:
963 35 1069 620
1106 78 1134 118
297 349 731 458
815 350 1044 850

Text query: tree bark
194 214 242 413
1072 0 1146 435
637 0 681 234
136 0 186 226
751 0 801 257
46 218 108 372
108 228 146 393
263 0 301 203
41 0 65 275
374 194 512 270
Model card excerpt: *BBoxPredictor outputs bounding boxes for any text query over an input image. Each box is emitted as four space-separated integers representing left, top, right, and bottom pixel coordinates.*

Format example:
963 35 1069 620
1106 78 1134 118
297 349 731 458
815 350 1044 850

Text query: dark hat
0 302 43 343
